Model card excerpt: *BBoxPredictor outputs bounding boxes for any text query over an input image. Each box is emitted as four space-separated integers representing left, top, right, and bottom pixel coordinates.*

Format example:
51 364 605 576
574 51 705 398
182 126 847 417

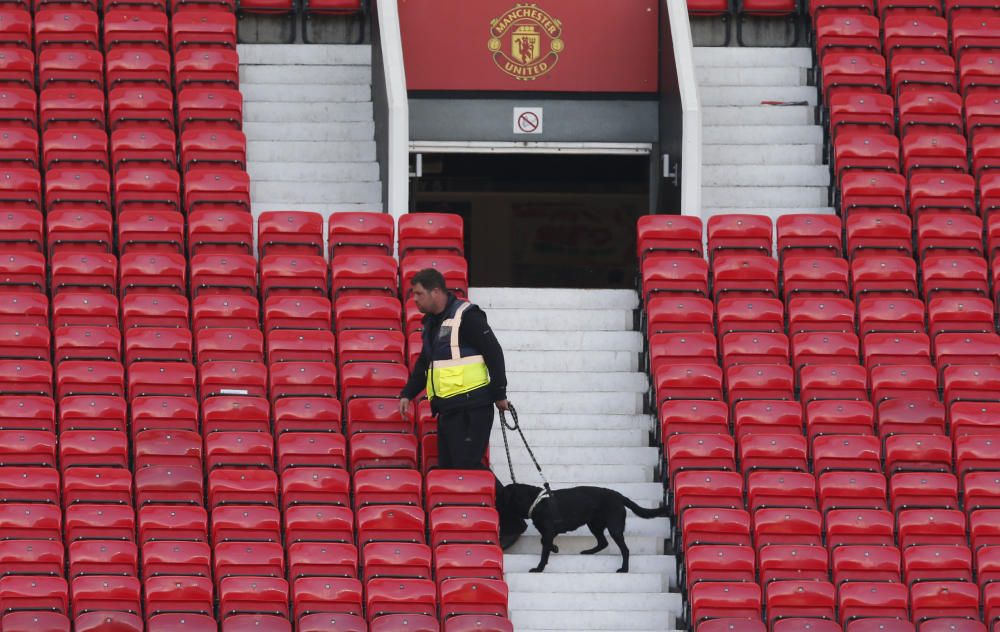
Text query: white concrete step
702 186 829 208
250 181 381 205
511 608 675 630
697 66 806 87
247 141 376 163
469 288 639 310
243 122 375 142
240 65 371 86
694 46 813 67
490 427 647 448
703 125 823 144
247 161 379 183
503 350 638 373
240 83 371 102
486 308 633 332
703 165 830 187
703 206 836 218
506 572 668 594
244 102 374 123
494 464 654 484
508 531 666 556
700 86 817 106
491 446 658 467
504 553 675 575
491 413 652 431
237 43 371 66
251 203 380 216
492 331 643 352
511 591 679 613
501 391 644 415
703 144 821 166
506 372 648 393
494 482 664 503
703 105 813 126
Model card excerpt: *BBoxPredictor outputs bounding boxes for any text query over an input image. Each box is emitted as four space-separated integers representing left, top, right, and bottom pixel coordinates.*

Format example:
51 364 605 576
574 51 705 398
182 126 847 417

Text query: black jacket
400 293 507 413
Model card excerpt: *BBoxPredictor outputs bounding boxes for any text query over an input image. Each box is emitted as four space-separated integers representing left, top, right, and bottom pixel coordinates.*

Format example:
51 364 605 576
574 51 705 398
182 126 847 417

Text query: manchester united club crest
488 3 563 80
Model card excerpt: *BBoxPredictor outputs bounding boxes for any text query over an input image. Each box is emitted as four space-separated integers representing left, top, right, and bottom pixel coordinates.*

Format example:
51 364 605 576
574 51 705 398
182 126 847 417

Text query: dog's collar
528 489 550 518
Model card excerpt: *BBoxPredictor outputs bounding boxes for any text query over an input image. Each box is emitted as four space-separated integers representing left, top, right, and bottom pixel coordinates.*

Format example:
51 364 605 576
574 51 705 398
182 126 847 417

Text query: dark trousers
436 403 494 470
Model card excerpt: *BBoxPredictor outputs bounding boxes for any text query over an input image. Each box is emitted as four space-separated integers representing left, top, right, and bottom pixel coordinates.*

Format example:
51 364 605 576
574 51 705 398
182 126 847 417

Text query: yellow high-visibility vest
426 301 490 400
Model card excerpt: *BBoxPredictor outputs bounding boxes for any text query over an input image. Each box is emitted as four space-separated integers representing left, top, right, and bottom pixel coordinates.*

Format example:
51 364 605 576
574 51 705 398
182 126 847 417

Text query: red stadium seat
398 212 464 257
276 432 347 470
291 577 362 620
103 9 168 51
830 92 895 140
847 212 913 259
821 53 887 107
711 255 779 299
706 214 773 259
851 256 918 300
636 214 704 259
684 545 755 591
961 51 1000 95
689 581 761 627
110 128 176 172
782 256 850 299
117 210 184 255
328 212 394 258
273 397 342 435
108 86 173 132
716 298 784 335
819 470 888 513
733 400 803 438
34 9 99 52
825 509 895 550
171 11 237 50
815 14 880 60
177 87 242 132
840 171 907 218
354 468 420 508
640 257 709 300
284 504 353 545
787 297 856 334
904 543 973 584
814 434 881 473
106 48 171 91
898 90 963 137
832 544 901 585
174 48 239 90
180 128 246 175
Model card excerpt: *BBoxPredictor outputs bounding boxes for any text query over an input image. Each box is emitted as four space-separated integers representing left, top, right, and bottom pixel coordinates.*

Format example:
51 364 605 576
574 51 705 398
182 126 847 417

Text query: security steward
398 267 527 547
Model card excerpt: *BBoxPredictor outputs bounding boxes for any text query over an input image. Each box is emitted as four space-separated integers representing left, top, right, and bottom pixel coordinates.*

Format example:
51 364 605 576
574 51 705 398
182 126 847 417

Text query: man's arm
400 345 430 401
462 308 507 402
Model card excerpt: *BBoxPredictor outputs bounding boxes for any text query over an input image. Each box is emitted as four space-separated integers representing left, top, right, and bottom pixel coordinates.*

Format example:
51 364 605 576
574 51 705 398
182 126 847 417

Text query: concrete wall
408 97 659 144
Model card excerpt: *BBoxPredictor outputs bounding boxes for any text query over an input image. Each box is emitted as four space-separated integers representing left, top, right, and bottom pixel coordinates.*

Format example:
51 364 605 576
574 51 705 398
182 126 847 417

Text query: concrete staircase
469 287 681 632
696 47 834 223
238 44 382 222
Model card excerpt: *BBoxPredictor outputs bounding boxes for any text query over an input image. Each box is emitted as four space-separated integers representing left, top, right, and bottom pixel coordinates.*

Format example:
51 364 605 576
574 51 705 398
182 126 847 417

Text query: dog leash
499 403 553 497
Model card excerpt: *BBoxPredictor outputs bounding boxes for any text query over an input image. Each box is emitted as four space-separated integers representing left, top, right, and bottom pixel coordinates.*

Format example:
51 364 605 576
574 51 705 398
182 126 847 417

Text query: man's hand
495 399 510 412
399 397 411 418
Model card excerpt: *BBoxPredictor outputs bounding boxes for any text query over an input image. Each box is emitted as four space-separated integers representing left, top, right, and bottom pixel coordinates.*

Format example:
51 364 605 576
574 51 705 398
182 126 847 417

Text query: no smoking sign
513 107 543 135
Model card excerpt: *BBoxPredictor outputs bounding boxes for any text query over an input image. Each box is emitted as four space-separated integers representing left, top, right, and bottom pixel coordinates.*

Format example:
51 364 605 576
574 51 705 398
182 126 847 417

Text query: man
399 267 526 548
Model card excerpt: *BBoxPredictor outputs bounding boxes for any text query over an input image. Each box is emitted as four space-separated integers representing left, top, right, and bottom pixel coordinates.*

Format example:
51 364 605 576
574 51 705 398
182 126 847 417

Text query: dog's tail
620 495 669 519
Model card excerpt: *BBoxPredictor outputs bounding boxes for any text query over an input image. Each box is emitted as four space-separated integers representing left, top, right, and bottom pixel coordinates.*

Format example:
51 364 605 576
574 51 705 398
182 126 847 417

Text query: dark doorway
412 153 649 288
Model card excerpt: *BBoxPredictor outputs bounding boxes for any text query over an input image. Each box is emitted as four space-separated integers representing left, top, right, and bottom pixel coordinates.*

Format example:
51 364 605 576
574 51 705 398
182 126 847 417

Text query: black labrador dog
500 482 668 574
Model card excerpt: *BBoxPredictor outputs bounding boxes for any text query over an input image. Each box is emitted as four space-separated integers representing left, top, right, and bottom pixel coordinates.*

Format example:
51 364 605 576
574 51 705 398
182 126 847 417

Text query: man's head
411 268 449 315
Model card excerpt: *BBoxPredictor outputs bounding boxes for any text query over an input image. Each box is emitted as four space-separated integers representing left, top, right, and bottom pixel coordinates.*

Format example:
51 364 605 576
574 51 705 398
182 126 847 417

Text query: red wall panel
399 0 659 93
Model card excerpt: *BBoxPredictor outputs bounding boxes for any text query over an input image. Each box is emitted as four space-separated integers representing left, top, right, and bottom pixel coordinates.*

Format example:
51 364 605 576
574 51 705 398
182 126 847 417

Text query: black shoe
500 530 522 550
499 517 527 550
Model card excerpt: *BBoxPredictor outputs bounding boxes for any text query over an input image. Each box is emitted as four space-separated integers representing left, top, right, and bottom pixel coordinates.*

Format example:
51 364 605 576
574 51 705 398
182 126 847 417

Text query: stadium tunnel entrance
409 153 650 289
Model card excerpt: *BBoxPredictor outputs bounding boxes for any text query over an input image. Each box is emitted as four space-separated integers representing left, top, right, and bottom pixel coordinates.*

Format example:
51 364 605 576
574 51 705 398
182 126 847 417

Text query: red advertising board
398 0 659 93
